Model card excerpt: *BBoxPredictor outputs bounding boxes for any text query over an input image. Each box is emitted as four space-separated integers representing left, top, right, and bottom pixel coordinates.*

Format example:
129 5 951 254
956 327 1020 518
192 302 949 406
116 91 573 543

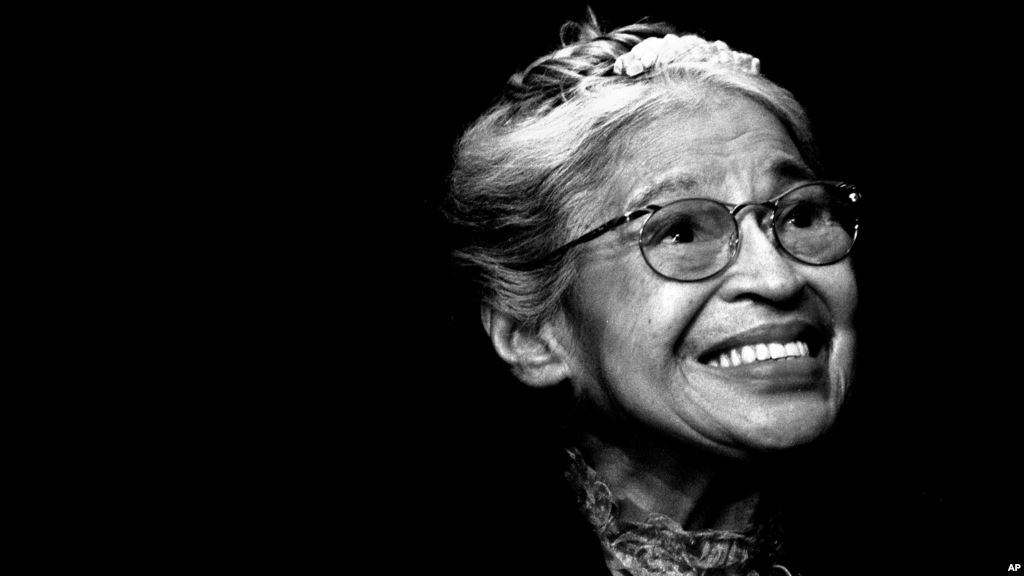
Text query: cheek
567 263 646 360
815 263 858 323
807 263 858 389
568 257 715 367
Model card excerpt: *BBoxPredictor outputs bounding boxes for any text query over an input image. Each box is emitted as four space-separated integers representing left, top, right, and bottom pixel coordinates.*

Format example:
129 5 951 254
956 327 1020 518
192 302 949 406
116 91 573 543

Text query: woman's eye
665 222 696 243
644 204 733 246
783 203 829 228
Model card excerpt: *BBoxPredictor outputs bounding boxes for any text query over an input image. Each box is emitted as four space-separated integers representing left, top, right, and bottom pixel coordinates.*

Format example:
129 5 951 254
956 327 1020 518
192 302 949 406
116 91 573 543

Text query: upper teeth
707 341 809 368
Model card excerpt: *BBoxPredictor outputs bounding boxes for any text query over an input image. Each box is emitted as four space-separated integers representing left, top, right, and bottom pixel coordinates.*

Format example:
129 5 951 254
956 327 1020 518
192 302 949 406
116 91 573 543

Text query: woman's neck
576 430 763 531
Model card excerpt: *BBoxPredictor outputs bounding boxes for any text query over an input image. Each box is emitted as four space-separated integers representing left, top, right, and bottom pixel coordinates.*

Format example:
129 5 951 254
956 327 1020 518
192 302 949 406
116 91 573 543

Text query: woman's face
559 96 857 457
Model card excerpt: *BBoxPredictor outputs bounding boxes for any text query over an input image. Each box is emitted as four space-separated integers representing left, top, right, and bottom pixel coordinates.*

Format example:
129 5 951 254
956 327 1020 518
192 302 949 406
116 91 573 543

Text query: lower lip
693 352 828 391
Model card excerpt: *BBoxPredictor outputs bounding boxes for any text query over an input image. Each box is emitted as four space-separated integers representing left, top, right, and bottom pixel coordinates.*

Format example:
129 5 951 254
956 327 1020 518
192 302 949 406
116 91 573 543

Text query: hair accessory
612 34 761 77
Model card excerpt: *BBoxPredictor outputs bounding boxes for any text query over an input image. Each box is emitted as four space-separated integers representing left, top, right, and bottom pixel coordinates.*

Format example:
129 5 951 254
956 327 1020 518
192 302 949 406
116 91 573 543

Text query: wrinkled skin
558 96 857 460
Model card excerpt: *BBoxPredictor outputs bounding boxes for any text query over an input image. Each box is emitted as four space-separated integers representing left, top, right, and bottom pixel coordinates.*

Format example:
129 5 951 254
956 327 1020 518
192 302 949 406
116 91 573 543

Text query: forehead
604 97 808 210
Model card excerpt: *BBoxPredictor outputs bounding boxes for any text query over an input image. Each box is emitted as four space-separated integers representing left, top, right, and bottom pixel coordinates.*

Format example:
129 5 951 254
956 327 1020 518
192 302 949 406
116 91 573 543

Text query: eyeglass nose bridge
728 200 782 246
719 198 810 279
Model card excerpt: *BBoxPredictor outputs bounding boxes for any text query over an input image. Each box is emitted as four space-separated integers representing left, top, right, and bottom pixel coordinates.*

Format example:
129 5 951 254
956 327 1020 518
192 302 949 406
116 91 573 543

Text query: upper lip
695 319 827 364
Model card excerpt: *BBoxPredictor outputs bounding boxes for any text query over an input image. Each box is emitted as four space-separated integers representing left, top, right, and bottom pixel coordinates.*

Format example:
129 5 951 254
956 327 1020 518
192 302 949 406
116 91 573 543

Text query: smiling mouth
705 340 811 368
695 323 827 369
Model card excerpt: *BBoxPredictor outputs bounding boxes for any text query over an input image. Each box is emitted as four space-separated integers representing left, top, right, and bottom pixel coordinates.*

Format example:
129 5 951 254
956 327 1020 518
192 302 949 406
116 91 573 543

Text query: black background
221 3 1024 573
361 4 1021 574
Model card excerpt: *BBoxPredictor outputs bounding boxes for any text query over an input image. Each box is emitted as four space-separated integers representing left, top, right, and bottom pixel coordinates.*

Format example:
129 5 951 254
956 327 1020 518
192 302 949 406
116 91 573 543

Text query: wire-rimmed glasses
536 181 861 281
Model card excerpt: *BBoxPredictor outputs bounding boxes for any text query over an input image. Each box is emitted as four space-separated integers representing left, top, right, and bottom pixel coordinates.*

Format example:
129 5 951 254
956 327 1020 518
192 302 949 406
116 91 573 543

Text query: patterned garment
564 448 798 576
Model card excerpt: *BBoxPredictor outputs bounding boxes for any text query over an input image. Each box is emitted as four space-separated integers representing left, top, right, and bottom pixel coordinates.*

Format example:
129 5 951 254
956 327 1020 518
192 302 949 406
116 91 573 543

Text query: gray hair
444 13 819 331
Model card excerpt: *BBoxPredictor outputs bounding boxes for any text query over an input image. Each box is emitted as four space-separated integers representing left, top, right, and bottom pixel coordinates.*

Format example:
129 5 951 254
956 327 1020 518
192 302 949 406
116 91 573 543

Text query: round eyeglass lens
774 183 859 265
640 199 737 281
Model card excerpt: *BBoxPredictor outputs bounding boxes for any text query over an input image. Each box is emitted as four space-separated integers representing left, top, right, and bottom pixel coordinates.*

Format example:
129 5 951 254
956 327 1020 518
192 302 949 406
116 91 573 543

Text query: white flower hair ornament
612 34 761 77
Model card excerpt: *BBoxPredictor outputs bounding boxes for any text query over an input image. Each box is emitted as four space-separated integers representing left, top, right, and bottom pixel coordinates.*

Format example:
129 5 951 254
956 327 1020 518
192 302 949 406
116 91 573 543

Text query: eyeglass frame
530 180 860 282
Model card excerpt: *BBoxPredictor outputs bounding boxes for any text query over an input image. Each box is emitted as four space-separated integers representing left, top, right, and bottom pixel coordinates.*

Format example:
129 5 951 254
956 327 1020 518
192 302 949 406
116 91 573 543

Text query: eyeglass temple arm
524 208 654 269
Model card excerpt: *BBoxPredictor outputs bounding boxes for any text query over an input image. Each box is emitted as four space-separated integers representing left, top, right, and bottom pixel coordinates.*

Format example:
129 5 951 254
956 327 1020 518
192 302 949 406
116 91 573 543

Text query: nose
718 211 806 304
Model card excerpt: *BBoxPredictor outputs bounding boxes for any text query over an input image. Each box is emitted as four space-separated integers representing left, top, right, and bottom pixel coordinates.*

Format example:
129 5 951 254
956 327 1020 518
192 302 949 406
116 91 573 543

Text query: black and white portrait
362 5 1023 575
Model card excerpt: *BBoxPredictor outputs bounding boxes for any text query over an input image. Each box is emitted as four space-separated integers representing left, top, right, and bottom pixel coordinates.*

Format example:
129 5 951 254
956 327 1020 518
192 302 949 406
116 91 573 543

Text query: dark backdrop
341 4 1023 574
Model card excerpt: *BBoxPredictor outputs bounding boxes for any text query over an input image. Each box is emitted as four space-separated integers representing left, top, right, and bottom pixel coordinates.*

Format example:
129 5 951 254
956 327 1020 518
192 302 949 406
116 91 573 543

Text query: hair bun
612 34 760 77
504 17 675 107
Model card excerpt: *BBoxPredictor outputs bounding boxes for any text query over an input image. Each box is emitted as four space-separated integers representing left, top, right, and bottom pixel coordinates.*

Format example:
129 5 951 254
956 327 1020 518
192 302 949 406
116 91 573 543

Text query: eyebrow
624 157 817 211
771 158 817 186
625 173 702 213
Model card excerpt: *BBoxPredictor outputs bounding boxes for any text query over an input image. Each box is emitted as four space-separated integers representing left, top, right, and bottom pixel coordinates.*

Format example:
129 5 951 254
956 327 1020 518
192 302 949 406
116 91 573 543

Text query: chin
731 399 839 452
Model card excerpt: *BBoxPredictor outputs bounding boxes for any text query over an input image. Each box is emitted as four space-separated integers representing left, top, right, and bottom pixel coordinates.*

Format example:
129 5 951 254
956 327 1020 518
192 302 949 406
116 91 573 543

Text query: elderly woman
443 12 860 576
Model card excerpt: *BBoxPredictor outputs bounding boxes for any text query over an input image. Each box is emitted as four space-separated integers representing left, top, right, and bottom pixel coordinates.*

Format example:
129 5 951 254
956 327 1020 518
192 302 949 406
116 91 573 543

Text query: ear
481 305 572 388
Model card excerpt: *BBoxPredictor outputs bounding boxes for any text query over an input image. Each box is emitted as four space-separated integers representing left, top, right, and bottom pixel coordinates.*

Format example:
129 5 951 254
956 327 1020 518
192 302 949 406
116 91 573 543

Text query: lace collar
564 448 796 576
